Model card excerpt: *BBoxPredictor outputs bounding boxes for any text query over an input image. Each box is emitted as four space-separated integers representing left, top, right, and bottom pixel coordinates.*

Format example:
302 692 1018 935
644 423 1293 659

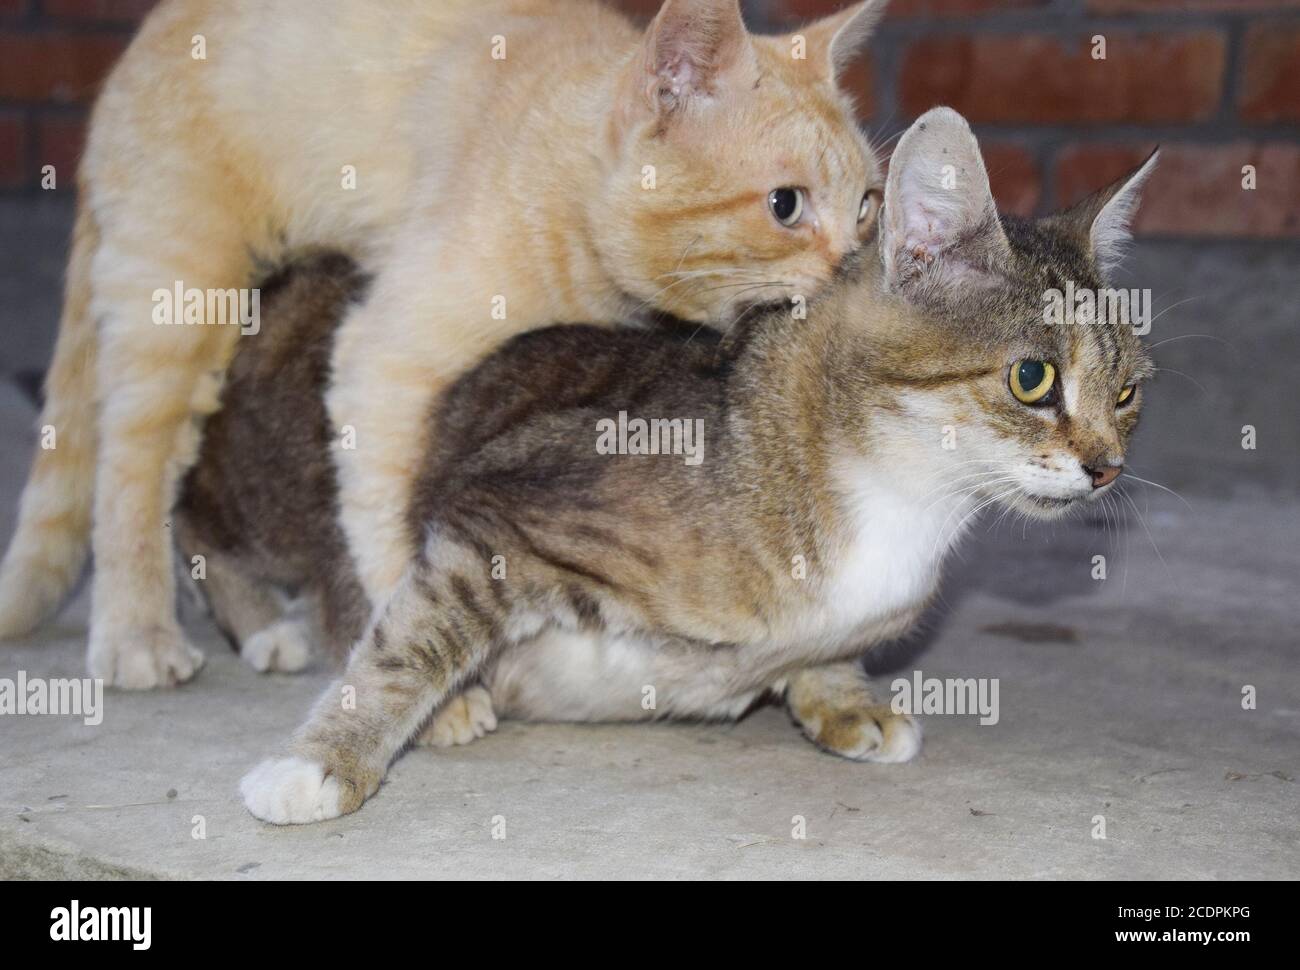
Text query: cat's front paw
240 756 344 825
88 623 205 689
799 704 923 764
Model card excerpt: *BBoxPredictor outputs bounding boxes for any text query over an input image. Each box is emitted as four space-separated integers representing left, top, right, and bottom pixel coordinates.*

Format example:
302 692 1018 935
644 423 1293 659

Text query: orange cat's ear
879 107 1011 295
794 0 888 85
639 0 756 112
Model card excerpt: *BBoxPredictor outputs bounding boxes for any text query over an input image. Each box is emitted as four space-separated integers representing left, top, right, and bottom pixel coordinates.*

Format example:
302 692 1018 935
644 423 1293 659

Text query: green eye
1116 385 1135 407
1010 360 1057 405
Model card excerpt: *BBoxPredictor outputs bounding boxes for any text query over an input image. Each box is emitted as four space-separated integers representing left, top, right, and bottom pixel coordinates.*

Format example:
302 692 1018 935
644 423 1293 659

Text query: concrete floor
0 201 1297 878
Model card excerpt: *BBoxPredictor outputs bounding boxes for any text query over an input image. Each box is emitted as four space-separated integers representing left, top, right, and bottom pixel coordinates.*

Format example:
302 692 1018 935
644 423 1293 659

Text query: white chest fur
789 458 975 649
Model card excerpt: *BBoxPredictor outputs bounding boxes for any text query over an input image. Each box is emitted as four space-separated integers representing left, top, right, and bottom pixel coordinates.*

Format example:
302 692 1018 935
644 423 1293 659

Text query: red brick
782 0 1045 19
1238 22 1300 123
981 142 1040 217
36 113 85 183
0 111 27 188
0 31 126 103
1089 0 1299 11
838 54 875 119
41 0 157 21
1055 143 1300 238
900 31 1226 124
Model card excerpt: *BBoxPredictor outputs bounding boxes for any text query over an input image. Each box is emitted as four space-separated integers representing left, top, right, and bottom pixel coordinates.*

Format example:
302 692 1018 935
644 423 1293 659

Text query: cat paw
418 686 498 747
241 620 312 673
240 757 342 825
87 625 205 689
799 704 922 764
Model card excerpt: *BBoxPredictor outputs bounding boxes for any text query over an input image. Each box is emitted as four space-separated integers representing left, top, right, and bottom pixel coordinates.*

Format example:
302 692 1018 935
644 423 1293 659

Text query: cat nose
1084 463 1122 489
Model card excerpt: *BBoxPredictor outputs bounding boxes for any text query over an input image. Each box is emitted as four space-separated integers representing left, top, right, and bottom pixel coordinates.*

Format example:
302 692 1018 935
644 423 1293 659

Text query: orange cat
0 0 886 700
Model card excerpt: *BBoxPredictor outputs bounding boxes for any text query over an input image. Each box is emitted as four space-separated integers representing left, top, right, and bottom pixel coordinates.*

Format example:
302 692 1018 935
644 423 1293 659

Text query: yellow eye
1116 385 1135 406
1010 360 1057 405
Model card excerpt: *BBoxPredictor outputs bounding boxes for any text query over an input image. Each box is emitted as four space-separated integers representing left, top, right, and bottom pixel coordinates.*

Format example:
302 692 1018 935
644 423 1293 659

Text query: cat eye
1116 384 1136 407
769 187 804 227
858 189 880 224
1009 360 1057 406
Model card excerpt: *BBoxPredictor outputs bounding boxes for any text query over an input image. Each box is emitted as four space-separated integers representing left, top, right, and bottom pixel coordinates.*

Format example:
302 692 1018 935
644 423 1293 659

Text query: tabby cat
0 0 887 696
177 108 1157 823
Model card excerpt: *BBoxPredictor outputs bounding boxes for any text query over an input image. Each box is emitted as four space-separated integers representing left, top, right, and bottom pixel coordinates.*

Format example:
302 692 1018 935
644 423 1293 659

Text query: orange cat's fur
0 0 888 690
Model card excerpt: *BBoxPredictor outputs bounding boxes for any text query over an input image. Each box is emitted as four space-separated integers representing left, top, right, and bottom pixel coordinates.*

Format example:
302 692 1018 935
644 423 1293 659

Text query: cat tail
0 202 100 637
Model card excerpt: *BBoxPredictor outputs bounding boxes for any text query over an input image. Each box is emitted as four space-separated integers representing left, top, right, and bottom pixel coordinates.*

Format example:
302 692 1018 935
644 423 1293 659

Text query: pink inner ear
645 1 751 103
656 50 699 96
903 200 952 258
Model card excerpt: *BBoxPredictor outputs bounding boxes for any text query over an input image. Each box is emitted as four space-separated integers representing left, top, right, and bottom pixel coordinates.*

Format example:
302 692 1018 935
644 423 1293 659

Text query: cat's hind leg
174 524 312 674
787 662 922 764
416 685 498 747
240 536 507 824
84 192 259 688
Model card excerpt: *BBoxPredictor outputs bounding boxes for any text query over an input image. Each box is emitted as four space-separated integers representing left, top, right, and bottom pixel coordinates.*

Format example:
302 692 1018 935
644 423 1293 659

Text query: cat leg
85 212 252 688
327 242 522 604
416 685 498 747
786 662 922 764
173 520 312 673
240 538 504 824
325 245 520 745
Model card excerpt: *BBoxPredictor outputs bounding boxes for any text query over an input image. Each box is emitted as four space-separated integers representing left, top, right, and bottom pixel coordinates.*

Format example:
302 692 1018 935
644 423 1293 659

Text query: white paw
419 686 498 747
803 707 923 764
87 625 205 689
862 711 923 764
241 620 312 673
240 756 341 825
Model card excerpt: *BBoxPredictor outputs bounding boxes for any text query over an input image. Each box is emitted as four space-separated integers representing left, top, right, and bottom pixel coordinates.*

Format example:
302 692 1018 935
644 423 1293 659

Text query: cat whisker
1116 483 1168 572
670 234 703 278
1147 294 1205 328
930 479 1019 552
914 462 1016 505
629 268 758 316
1146 332 1235 354
936 484 1020 558
1118 471 1194 512
918 472 1018 513
1150 366 1208 396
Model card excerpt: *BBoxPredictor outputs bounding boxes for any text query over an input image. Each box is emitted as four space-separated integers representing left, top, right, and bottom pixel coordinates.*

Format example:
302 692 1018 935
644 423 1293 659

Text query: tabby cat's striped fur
202 109 1156 823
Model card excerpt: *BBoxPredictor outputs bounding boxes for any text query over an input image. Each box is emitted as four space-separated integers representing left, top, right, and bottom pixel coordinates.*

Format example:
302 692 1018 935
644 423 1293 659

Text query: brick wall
779 0 1300 237
2 0 1297 236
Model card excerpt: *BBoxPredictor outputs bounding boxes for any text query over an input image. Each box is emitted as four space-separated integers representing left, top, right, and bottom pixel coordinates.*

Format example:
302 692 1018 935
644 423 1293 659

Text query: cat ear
795 0 888 84
1047 151 1158 278
879 107 1011 294
640 0 755 112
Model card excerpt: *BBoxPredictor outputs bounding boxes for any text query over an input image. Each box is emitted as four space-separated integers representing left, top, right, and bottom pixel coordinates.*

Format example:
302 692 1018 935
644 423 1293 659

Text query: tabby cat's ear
1044 151 1158 278
794 0 888 85
639 0 755 112
879 107 1012 295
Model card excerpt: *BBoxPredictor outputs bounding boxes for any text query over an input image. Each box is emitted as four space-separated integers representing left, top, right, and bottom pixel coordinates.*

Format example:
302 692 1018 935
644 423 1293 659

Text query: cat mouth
1027 494 1075 509
1012 491 1084 518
